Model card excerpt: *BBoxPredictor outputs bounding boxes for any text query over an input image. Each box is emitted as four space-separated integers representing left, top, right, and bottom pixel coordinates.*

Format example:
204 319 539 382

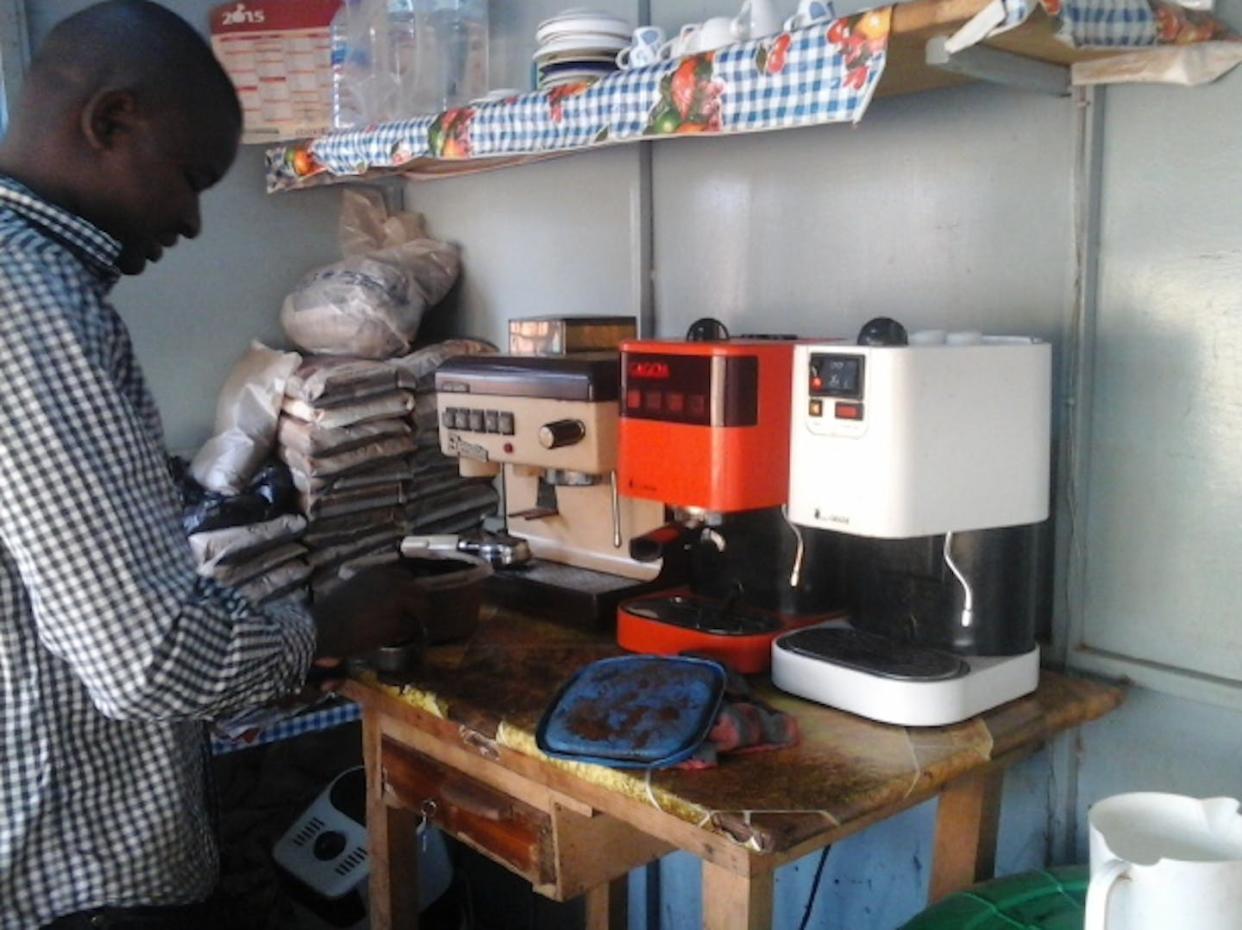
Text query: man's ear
81 88 141 151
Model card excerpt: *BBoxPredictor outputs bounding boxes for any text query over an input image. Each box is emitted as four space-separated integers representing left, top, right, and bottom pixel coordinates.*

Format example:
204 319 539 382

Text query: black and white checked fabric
1000 0 1157 46
0 177 317 929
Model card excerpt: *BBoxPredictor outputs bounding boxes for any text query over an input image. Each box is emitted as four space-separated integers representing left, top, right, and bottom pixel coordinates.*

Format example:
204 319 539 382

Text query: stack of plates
534 8 631 90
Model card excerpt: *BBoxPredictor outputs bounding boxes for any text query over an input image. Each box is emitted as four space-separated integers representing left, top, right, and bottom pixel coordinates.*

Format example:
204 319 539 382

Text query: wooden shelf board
275 0 1125 189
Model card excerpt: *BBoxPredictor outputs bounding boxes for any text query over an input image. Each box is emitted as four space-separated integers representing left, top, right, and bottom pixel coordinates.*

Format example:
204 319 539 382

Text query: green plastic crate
901 866 1088 930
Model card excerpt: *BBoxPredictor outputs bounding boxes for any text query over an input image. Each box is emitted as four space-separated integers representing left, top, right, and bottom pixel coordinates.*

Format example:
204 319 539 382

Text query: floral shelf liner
265 0 1234 192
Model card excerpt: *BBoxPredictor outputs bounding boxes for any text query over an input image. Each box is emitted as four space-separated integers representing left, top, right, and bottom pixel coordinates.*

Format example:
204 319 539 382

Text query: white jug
1087 792 1242 930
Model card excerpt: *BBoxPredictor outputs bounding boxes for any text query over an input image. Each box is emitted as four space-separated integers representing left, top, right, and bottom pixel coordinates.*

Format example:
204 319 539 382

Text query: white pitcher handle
1084 859 1131 930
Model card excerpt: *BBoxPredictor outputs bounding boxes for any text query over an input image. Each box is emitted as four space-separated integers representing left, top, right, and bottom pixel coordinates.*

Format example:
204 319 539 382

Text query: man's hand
310 563 428 663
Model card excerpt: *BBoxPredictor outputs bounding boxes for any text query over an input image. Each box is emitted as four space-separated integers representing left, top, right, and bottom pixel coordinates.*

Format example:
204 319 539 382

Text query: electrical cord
798 845 832 930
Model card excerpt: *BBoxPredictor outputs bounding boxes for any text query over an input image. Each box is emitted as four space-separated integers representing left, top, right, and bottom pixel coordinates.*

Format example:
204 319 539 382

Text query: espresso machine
615 331 847 673
435 352 670 626
771 319 1052 725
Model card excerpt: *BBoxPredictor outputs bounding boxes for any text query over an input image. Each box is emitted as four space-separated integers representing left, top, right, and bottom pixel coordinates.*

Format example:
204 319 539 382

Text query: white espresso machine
771 319 1052 725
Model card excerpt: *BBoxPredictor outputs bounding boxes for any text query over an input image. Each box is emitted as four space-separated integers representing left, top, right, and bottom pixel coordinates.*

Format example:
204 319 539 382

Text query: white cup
947 330 983 346
910 329 947 345
658 23 697 60
733 0 783 41
783 0 835 32
616 25 665 69
684 16 740 54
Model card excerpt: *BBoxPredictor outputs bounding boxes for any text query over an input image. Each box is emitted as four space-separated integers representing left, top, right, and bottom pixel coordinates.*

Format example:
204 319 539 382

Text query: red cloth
676 660 799 769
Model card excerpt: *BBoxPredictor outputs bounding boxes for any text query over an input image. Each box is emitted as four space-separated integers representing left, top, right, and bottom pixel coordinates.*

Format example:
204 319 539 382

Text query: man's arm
0 265 316 721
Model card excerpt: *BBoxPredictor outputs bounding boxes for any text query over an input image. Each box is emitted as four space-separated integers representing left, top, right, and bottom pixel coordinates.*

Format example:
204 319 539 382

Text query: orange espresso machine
615 333 847 673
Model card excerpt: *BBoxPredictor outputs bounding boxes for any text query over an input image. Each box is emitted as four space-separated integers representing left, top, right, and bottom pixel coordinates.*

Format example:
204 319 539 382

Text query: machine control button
809 399 823 417
498 412 515 435
442 408 455 429
468 409 485 432
834 402 864 421
484 410 499 433
538 419 586 449
452 409 470 430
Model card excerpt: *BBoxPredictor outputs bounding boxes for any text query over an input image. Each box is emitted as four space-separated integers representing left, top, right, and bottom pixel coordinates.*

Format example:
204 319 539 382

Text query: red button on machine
835 402 864 420
627 388 642 409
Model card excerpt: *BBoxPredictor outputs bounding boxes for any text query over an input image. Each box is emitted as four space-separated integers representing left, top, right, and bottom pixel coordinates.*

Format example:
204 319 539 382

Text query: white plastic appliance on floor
274 766 452 906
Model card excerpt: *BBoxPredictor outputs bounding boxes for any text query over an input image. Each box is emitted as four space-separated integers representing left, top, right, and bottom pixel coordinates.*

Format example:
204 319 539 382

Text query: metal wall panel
650 82 1076 343
1074 55 1242 696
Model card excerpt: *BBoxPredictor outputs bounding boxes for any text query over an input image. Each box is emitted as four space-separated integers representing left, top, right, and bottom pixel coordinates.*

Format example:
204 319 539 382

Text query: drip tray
622 595 782 637
777 627 969 682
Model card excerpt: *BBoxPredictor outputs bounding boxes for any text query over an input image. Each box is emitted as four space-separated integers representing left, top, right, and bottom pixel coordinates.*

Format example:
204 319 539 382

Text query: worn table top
351 604 1123 856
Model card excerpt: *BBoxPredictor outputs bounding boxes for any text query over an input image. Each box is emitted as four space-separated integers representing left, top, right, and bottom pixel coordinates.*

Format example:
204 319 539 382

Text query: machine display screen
621 353 758 427
809 354 864 399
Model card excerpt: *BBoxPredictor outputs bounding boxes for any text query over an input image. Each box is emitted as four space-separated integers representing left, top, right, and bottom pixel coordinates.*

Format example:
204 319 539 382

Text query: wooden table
345 606 1122 930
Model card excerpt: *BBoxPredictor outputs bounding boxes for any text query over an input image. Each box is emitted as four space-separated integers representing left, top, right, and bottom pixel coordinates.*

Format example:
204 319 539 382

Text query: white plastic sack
280 191 460 359
190 342 303 495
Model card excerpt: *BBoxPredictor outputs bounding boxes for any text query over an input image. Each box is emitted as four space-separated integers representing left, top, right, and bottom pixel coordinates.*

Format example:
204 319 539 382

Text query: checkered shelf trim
210 699 362 755
998 0 1164 47
267 10 892 191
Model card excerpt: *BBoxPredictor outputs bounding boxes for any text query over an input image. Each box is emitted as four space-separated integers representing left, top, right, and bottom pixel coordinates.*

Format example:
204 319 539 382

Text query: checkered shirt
0 177 317 929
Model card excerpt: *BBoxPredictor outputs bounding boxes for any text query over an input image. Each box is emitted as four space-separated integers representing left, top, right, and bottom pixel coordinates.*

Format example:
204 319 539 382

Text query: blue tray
536 655 727 769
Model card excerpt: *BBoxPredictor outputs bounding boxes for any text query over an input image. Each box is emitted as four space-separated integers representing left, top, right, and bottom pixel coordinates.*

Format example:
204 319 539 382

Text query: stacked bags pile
276 344 497 599
186 191 498 605
185 345 312 604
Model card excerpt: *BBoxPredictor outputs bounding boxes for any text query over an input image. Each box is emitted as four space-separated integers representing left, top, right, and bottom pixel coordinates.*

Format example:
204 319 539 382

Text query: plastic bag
190 342 302 494
179 461 299 537
280 191 461 359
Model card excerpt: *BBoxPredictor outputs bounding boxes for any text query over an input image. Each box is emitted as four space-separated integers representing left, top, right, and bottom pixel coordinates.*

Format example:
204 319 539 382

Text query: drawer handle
459 726 501 761
419 798 438 822
439 781 512 821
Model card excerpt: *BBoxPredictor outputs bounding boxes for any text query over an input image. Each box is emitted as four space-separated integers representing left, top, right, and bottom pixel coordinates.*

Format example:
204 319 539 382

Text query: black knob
685 317 730 342
857 317 908 346
538 419 586 449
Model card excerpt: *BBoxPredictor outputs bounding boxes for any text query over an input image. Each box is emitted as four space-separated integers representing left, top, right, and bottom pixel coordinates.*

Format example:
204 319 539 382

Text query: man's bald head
22 0 240 126
0 0 241 274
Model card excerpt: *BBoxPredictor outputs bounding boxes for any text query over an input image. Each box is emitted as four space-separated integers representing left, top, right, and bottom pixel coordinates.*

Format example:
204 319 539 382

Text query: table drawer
382 737 555 887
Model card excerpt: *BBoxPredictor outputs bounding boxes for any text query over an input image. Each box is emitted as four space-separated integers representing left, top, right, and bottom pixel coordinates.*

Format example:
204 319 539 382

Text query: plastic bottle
415 0 488 112
388 0 420 118
330 0 397 129
329 0 365 129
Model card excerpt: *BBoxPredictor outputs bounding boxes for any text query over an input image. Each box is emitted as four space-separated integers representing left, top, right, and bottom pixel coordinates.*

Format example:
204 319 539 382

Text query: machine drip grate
777 627 969 682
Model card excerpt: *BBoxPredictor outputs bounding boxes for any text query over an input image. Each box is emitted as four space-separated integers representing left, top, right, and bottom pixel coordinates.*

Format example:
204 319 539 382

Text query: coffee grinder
615 329 847 673
771 319 1051 725
435 352 671 627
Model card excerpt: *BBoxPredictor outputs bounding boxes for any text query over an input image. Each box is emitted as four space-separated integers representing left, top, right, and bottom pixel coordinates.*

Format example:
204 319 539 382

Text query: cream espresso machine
435 352 670 626
771 319 1052 725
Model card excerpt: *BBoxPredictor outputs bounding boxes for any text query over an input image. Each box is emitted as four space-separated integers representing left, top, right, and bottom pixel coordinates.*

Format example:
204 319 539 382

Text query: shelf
265 0 1222 192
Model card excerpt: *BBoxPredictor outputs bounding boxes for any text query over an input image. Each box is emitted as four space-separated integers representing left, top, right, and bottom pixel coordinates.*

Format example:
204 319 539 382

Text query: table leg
929 766 1005 903
363 709 421 930
584 874 629 930
702 860 773 930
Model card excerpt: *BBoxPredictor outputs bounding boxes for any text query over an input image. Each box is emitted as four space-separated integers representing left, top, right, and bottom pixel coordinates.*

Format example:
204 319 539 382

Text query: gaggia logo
628 360 670 380
221 3 266 26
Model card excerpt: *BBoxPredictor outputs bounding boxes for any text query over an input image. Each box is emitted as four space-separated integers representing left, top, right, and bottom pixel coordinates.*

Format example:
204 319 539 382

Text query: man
0 3 425 927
